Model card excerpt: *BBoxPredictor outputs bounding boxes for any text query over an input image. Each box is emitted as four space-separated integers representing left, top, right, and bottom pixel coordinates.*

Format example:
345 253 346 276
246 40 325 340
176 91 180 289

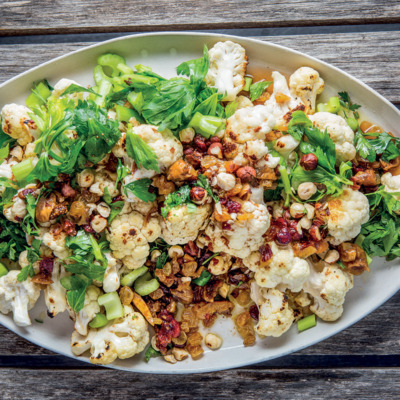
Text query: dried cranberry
17 188 36 200
183 240 199 257
184 147 194 156
111 195 123 203
156 311 181 352
275 227 292 245
61 183 77 198
105 153 118 173
198 250 213 266
249 305 259 321
259 244 272 262
209 136 221 143
288 220 303 241
194 135 207 152
39 257 54 277
363 185 379 193
62 219 77 236
264 225 279 242
226 200 241 214
83 224 96 234
222 222 232 230
273 217 288 228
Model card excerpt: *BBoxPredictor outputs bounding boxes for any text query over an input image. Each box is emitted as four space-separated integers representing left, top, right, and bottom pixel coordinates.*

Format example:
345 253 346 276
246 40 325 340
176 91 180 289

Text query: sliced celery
0 263 8 278
98 292 124 320
115 105 143 123
298 314 316 332
243 76 253 92
11 159 34 181
134 272 159 296
120 266 148 287
89 313 109 329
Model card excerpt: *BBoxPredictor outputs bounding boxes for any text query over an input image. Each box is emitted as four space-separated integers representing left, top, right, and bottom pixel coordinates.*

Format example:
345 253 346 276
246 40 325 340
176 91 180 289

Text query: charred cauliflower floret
0 270 41 327
289 67 325 113
160 203 212 245
206 41 248 101
204 200 270 258
90 169 119 197
1 104 40 146
44 260 68 318
106 211 161 269
132 124 183 173
68 285 102 336
102 253 122 293
309 112 356 162
39 227 71 259
71 305 149 365
250 284 294 337
326 188 369 245
243 242 310 292
226 71 303 143
3 196 27 223
303 263 353 321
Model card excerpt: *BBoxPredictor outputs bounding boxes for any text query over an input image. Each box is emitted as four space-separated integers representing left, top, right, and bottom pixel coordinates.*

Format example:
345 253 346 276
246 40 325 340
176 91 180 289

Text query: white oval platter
0 32 399 374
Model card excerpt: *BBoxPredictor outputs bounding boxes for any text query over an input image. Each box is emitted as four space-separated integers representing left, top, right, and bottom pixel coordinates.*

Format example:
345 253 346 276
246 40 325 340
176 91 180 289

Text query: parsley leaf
17 264 35 282
17 240 42 282
125 130 159 172
61 84 100 97
115 159 130 189
144 346 162 362
249 81 272 102
161 185 192 218
338 91 361 119
0 144 9 164
193 270 212 286
124 178 156 202
102 187 124 223
354 129 376 162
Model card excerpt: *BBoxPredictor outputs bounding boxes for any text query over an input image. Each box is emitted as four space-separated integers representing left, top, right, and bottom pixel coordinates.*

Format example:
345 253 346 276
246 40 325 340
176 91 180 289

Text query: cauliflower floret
243 242 310 292
40 227 71 259
204 200 270 258
251 284 294 337
52 78 84 102
90 170 119 197
68 286 102 336
102 253 122 293
106 211 161 269
381 172 400 214
326 188 369 245
309 112 356 162
243 139 269 160
122 174 157 214
71 305 149 365
132 125 183 173
206 41 248 101
44 260 68 318
160 203 212 245
3 196 27 223
1 103 40 146
303 263 353 321
226 72 303 143
0 159 16 180
0 270 41 327
235 95 253 110
273 134 300 157
289 67 324 113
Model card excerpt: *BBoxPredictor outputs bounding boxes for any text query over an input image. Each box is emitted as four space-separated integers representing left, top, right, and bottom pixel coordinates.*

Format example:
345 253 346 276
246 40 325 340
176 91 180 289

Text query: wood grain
0 0 399 35
1 368 399 399
0 31 399 103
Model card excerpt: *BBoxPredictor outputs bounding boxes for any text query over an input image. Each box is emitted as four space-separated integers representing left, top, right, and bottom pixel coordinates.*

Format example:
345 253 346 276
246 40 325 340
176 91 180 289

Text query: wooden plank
0 292 398 357
1 368 399 399
0 0 399 35
0 31 399 103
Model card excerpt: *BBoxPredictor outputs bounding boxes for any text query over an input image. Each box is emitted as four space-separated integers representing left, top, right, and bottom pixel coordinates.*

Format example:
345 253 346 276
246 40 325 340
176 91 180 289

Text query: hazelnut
300 153 318 170
204 333 223 350
164 354 177 364
290 203 306 219
236 166 256 183
309 225 322 241
207 142 223 158
297 182 317 200
172 348 189 361
189 186 208 205
168 245 184 259
324 249 340 264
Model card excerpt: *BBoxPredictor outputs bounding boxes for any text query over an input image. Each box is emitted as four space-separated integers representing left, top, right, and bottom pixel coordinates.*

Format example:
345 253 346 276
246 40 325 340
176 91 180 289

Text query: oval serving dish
0 32 399 374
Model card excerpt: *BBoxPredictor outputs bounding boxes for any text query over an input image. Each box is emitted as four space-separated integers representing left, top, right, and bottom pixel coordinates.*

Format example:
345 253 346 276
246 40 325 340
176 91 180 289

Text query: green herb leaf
249 81 272 102
354 129 376 162
61 84 100 97
144 346 162 362
193 270 212 286
125 130 160 172
156 252 169 269
196 174 218 202
124 178 156 202
0 144 9 164
161 185 191 218
17 264 35 282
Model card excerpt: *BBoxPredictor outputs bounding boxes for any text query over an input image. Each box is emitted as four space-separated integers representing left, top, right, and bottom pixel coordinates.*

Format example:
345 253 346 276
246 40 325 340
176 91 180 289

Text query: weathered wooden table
1 1 400 398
